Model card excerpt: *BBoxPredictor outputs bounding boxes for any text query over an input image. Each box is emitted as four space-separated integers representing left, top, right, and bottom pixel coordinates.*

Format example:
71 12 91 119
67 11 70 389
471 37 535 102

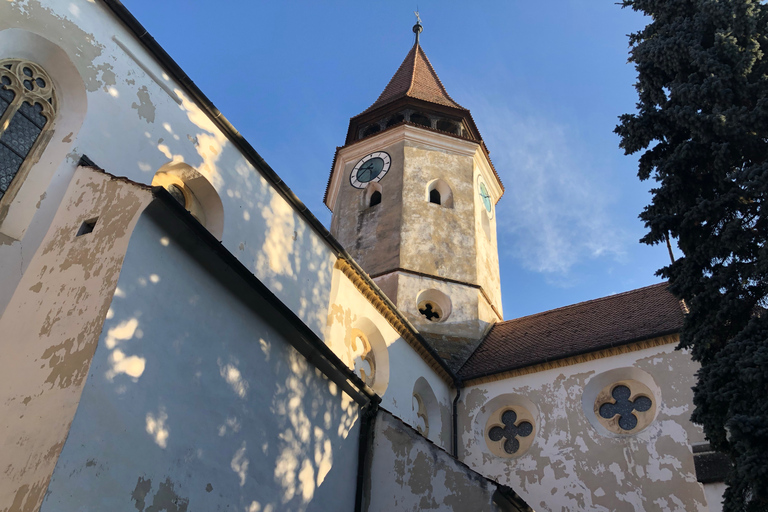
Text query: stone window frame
582 367 661 437
416 288 452 323
0 59 56 210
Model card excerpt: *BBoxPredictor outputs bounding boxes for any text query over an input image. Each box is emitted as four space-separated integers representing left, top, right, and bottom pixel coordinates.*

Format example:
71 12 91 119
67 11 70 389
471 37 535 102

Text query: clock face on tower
350 151 391 188
477 176 493 218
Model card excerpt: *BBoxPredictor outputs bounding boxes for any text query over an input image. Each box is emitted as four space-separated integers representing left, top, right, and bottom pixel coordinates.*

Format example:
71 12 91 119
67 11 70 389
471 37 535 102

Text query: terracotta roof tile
359 43 465 115
458 283 685 380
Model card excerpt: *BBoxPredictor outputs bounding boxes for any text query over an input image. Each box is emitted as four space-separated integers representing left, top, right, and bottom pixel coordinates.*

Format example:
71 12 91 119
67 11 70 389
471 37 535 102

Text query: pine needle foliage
616 1 768 510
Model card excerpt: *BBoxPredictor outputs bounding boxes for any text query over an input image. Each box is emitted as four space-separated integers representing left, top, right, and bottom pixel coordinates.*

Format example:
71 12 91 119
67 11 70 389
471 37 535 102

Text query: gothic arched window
0 59 56 201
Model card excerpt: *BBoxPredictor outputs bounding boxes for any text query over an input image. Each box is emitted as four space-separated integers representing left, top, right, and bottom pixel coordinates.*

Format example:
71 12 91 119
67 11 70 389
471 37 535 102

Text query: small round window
485 405 536 458
416 289 451 323
594 380 656 434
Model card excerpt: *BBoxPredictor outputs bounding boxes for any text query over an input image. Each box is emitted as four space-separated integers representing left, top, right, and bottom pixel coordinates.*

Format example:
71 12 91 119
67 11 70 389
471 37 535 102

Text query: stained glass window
0 60 56 201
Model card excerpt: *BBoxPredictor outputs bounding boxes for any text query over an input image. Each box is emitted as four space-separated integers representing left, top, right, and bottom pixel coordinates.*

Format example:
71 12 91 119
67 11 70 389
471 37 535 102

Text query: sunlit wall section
43 210 362 512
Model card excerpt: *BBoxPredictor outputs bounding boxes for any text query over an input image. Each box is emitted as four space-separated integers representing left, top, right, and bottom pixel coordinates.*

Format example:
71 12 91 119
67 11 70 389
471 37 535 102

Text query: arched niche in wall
349 317 389 396
412 376 441 443
152 162 224 240
425 179 454 208
582 366 661 437
0 29 87 241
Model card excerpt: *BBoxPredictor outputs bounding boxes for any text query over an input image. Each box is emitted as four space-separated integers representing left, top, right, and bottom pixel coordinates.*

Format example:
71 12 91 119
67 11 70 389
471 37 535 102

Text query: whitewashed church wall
459 342 711 512
0 0 335 339
0 168 152 512
43 213 362 512
366 409 504 512
327 267 453 450
702 482 726 512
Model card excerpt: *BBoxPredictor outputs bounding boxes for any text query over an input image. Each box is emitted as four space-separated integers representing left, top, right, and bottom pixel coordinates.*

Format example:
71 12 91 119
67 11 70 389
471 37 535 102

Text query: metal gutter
99 0 459 387
354 402 379 512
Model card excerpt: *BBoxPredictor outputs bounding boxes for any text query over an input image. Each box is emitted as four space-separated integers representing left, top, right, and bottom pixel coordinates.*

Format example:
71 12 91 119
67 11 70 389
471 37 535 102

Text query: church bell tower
324 20 504 369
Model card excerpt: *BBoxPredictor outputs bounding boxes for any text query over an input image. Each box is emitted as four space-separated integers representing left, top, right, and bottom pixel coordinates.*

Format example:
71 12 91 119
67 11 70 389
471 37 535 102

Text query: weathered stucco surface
1 0 337 340
326 265 453 450
367 409 504 512
329 127 502 350
460 343 710 511
42 213 362 512
331 139 405 277
0 167 151 512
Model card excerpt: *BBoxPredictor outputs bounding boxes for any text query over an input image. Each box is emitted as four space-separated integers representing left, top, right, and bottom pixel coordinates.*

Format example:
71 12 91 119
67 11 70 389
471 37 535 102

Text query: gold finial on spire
413 11 423 45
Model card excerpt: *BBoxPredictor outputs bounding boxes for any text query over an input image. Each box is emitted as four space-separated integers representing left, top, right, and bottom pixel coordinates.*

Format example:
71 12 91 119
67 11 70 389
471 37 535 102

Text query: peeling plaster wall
401 143 476 283
330 139 405 277
0 167 151 512
326 266 453 450
366 409 503 512
42 214 362 512
459 343 712 512
1 0 335 339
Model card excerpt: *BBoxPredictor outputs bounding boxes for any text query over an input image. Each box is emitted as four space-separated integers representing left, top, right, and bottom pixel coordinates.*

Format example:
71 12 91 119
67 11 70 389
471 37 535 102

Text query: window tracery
488 410 533 455
0 59 56 202
350 329 375 388
412 392 429 437
485 404 536 458
594 380 656 434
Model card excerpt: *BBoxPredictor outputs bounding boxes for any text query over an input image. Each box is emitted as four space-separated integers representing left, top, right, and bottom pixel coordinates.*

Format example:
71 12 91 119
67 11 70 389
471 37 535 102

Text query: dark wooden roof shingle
458 283 685 380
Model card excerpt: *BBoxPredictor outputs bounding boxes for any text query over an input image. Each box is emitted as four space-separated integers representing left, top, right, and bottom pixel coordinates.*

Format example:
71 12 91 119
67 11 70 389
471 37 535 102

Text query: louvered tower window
0 60 56 201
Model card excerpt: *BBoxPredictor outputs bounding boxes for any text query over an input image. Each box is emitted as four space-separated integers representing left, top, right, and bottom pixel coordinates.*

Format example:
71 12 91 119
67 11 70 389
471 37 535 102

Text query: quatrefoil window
485 405 536 458
599 385 652 431
594 380 656 434
488 410 533 454
419 301 441 321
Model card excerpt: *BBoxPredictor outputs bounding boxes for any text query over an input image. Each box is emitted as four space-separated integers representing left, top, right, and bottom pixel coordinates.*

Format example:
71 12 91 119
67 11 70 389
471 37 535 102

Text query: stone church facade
0 1 727 511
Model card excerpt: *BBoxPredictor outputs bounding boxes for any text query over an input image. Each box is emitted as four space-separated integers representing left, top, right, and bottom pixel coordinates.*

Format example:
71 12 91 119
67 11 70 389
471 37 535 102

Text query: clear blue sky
122 0 670 319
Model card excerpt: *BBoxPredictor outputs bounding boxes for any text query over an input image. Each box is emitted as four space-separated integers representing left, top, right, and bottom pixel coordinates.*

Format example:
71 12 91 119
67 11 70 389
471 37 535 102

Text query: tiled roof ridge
494 282 674 326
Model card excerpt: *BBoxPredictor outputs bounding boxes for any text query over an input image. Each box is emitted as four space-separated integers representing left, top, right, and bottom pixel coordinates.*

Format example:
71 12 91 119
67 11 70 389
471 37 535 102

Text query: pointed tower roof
359 42 466 115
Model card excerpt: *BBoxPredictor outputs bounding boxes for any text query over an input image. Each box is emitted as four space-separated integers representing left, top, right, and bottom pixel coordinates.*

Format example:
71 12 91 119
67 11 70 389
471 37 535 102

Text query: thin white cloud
472 99 628 278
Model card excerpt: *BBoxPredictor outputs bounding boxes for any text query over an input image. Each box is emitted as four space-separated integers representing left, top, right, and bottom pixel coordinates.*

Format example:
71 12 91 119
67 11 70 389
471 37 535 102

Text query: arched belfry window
364 182 382 209
0 59 56 201
426 179 454 208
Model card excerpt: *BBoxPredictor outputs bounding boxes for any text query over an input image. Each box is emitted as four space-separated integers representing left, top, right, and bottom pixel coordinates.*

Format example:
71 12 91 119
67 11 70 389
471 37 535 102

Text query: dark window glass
429 188 441 205
369 190 381 207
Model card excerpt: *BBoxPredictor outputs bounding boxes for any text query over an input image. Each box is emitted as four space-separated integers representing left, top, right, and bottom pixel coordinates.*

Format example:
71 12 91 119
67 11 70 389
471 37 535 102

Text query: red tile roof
458 283 685 380
359 43 466 115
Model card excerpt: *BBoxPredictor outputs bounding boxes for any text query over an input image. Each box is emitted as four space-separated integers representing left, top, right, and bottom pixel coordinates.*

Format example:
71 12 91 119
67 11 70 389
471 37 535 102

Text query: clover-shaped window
594 380 656 434
488 410 533 455
485 405 536 458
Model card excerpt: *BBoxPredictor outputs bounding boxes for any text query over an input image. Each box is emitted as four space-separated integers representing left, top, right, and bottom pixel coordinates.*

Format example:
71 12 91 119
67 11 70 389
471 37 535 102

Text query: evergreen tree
616 1 768 510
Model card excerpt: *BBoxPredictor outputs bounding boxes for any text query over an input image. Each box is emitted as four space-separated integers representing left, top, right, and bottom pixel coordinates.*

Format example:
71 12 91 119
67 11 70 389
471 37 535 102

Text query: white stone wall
326 266 453 450
43 213 363 512
459 342 712 511
366 409 504 512
0 3 456 509
0 168 151 511
0 0 335 339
